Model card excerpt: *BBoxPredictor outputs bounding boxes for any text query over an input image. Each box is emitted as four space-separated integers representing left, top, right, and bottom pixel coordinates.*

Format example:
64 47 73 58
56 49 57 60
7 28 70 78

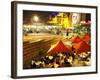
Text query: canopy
80 21 91 26
71 36 82 43
47 40 70 55
73 41 90 53
83 33 91 43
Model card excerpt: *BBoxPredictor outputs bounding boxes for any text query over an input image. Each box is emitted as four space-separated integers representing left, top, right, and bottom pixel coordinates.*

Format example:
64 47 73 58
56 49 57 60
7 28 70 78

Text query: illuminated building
47 12 80 29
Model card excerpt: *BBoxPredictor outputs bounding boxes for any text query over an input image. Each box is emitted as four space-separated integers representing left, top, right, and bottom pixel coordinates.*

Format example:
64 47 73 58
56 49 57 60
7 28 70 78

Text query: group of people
31 51 91 69
31 52 76 69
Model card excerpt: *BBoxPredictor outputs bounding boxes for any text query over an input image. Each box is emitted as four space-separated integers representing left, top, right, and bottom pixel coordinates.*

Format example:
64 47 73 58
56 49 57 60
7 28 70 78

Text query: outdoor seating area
30 51 91 69
30 33 91 69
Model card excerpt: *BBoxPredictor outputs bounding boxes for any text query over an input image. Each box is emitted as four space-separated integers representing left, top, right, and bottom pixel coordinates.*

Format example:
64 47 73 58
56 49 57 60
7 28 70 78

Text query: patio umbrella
73 41 90 53
82 33 91 43
47 40 70 55
71 36 82 43
80 21 91 26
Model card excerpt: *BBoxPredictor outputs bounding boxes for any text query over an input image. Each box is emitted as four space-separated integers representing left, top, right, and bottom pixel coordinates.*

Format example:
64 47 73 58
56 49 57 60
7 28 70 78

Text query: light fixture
33 15 39 22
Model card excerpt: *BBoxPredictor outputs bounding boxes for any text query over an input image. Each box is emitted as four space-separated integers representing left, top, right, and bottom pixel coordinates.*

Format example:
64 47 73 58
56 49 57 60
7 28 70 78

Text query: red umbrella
83 33 91 43
71 36 82 43
47 40 70 55
80 21 91 26
73 41 90 53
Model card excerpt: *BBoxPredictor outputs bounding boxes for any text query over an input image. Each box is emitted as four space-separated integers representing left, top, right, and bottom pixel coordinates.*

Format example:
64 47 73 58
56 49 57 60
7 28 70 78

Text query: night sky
23 10 91 25
23 10 58 25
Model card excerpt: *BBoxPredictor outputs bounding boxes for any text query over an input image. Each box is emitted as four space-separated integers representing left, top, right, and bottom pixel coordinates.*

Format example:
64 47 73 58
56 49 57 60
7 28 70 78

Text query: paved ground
24 33 63 42
23 33 71 46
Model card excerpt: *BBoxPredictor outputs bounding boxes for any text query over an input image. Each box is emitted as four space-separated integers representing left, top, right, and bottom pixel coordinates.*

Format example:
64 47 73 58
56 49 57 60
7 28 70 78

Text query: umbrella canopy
80 21 91 26
83 33 91 43
71 36 82 43
73 41 90 53
47 40 70 55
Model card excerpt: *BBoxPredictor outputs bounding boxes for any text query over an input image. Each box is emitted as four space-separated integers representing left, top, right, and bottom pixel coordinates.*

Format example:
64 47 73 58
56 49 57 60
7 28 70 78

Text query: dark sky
23 10 91 25
23 10 58 25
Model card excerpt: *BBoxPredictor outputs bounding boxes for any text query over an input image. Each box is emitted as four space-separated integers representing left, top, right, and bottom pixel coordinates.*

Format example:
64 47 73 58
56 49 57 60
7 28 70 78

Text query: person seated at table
68 56 73 64
31 60 37 68
48 56 54 63
52 62 60 68
59 56 65 67
39 61 45 68
64 58 72 67
35 60 42 68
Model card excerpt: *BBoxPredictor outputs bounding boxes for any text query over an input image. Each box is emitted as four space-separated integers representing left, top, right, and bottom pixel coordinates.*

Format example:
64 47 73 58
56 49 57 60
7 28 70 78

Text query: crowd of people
30 52 90 69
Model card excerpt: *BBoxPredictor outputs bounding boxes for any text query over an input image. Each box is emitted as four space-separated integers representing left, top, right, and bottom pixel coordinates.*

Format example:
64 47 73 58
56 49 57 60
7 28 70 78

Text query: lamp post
33 15 39 33
33 15 39 22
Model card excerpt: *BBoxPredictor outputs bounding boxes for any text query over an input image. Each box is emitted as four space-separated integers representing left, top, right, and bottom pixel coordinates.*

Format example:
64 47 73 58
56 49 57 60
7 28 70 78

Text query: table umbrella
47 40 70 55
73 41 90 53
71 36 82 43
83 33 91 43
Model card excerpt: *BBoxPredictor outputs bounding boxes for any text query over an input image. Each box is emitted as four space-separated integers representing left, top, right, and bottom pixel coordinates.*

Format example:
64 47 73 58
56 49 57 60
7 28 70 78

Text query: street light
33 15 39 22
33 15 39 33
